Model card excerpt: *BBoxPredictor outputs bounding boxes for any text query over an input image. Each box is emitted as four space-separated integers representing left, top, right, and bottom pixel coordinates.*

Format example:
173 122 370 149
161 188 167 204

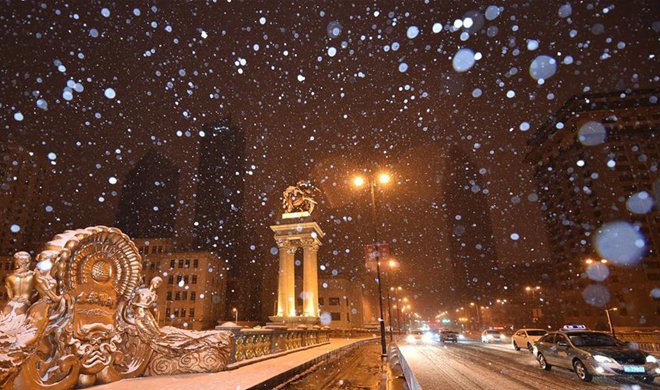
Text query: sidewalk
96 337 375 390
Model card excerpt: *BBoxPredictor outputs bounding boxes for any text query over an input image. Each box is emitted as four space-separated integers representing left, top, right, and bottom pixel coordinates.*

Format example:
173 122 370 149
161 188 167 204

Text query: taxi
533 325 659 383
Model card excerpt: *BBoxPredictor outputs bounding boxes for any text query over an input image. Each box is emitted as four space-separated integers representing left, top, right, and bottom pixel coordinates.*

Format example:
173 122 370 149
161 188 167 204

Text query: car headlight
646 355 658 363
406 335 416 343
422 332 434 343
593 355 615 363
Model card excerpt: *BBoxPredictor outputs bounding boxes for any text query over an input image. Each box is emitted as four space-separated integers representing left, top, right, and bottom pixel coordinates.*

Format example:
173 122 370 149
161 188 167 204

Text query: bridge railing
216 325 331 367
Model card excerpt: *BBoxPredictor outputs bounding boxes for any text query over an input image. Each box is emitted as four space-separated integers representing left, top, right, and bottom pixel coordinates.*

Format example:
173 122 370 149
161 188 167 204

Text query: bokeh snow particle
327 47 337 57
398 62 408 73
586 263 609 282
327 20 342 38
527 39 539 51
577 121 607 146
10 224 20 233
104 88 116 99
594 221 646 266
485 5 502 21
13 112 24 121
582 284 610 308
320 312 332 325
626 192 654 214
432 23 442 33
558 3 572 18
406 26 419 39
529 55 557 81
452 48 476 72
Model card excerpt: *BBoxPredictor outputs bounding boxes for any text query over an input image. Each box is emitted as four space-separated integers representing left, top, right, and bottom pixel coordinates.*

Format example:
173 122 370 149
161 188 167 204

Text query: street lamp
232 307 238 323
605 307 618 338
352 170 393 356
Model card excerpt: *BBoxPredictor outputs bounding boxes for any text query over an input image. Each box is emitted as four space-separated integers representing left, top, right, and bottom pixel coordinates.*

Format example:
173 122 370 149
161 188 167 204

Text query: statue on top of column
282 180 321 214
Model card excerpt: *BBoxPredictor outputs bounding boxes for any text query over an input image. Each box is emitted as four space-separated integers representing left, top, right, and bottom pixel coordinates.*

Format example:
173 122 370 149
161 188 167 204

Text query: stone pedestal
268 212 324 327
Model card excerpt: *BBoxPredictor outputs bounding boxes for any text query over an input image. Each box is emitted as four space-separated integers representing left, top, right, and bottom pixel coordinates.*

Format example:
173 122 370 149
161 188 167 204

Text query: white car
481 329 503 343
512 328 547 352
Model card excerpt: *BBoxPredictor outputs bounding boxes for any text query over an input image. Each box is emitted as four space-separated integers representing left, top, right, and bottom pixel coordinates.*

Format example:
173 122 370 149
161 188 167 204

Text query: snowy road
398 340 659 389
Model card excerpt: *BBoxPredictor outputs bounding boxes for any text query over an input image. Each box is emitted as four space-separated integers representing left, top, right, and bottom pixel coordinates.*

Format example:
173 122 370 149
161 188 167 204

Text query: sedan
481 329 503 343
534 328 659 383
512 328 547 352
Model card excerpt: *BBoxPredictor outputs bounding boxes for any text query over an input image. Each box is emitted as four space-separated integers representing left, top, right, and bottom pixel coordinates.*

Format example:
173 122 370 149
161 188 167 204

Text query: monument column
277 241 296 317
268 180 324 326
302 240 320 317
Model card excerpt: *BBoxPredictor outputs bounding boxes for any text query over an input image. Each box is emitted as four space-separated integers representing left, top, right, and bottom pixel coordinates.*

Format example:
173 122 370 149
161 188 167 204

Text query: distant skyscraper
192 120 254 320
0 144 49 256
527 88 659 329
116 149 180 238
443 148 499 305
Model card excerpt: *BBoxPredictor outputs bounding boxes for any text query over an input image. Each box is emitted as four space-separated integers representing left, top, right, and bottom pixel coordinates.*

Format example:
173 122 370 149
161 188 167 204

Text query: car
406 330 439 344
440 330 458 343
481 329 503 343
534 325 659 383
512 328 547 352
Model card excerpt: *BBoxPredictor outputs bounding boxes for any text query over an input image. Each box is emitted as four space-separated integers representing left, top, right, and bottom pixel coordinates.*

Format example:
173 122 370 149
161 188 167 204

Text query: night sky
1 0 658 316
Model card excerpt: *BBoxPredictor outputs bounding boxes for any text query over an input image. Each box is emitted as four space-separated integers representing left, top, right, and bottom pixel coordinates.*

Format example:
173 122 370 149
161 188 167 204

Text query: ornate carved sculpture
0 226 233 390
282 180 320 214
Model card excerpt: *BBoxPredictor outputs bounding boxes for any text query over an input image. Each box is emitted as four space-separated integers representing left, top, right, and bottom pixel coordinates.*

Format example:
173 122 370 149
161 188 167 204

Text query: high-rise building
442 148 499 306
192 120 255 320
134 238 228 330
0 144 49 257
527 88 659 329
116 149 180 238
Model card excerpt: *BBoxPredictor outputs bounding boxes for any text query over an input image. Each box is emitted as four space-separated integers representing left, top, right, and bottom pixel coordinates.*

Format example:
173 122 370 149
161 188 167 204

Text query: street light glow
378 172 391 184
353 175 366 187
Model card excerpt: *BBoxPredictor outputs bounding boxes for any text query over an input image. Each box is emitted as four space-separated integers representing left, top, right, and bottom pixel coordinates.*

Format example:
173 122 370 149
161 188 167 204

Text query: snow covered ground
398 340 658 389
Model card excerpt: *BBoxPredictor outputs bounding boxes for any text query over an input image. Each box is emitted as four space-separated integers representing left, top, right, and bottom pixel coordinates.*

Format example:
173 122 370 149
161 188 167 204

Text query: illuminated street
398 340 659 389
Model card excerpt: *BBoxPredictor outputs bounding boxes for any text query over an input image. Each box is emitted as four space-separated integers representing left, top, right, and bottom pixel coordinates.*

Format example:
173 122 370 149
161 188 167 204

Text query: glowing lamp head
378 172 391 184
353 176 366 187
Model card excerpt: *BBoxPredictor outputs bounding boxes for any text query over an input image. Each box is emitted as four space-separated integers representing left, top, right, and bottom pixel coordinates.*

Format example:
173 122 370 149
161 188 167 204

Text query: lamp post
385 260 398 341
605 307 618 338
353 171 392 356
232 307 238 324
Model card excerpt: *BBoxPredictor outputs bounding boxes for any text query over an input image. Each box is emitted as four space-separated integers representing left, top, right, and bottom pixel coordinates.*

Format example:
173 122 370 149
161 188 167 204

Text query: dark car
534 325 659 383
440 330 458 343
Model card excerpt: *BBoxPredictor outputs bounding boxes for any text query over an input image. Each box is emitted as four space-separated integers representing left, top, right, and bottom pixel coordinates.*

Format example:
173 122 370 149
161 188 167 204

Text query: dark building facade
116 149 180 238
443 148 500 307
0 144 49 256
527 88 659 329
192 120 256 320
